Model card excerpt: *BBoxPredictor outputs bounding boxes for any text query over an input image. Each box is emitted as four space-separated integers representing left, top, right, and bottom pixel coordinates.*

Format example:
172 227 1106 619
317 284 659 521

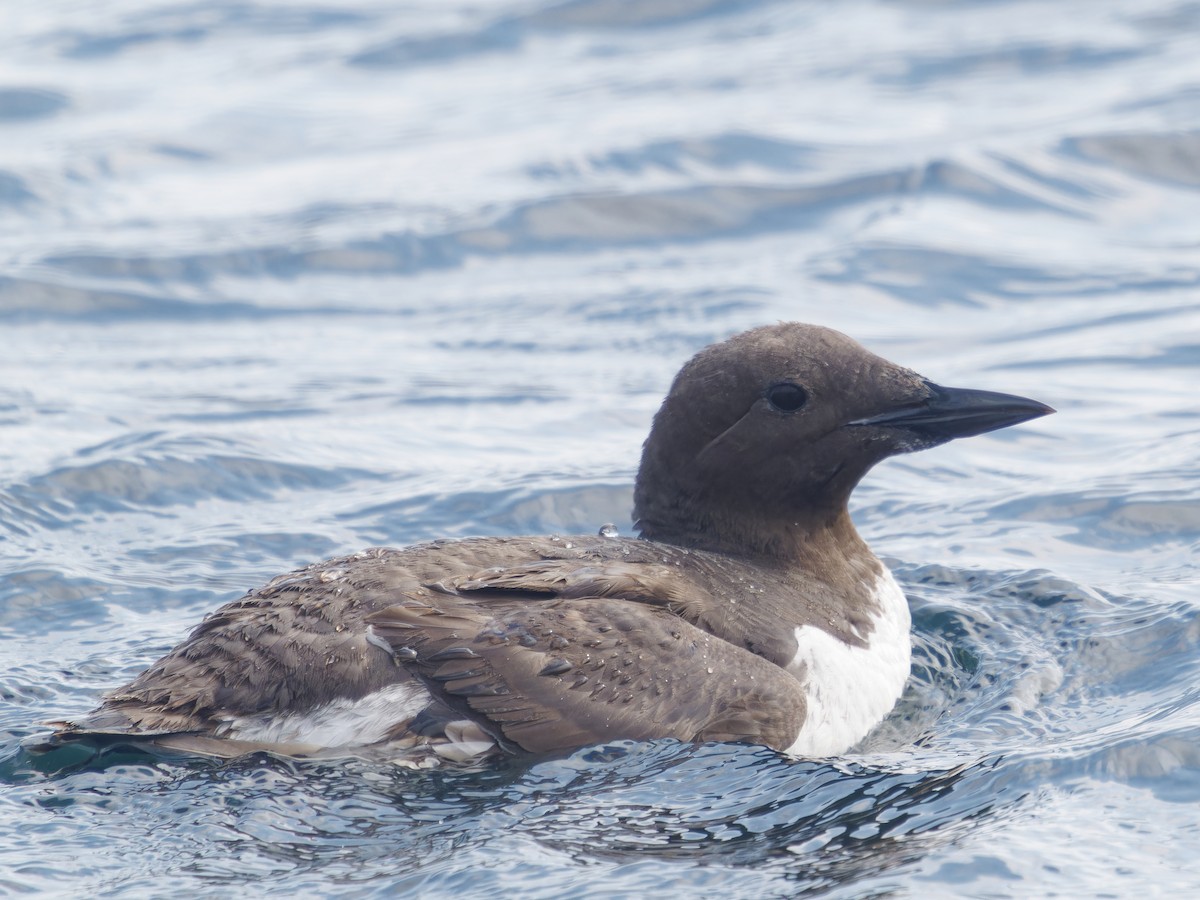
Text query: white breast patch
784 569 912 757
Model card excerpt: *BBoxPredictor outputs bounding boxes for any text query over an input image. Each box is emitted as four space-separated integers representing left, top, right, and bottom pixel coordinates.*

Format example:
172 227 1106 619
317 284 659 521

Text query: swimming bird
44 323 1052 766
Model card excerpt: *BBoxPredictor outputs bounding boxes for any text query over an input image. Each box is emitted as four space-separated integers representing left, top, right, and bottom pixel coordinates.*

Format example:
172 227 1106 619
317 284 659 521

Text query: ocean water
2 0 1199 895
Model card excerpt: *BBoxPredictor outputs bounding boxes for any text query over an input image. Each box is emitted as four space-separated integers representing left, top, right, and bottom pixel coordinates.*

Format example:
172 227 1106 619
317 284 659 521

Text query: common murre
41 323 1053 766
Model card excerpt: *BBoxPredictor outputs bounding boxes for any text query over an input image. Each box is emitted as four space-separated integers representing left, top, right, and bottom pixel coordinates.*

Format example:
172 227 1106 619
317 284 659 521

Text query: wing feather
367 597 805 753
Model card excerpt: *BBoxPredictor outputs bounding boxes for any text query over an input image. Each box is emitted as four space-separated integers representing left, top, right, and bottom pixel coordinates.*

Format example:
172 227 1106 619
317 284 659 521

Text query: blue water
2 0 1199 895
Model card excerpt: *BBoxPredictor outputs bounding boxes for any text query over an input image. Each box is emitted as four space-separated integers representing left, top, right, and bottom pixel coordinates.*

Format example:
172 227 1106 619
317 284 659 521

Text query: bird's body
43 323 1051 766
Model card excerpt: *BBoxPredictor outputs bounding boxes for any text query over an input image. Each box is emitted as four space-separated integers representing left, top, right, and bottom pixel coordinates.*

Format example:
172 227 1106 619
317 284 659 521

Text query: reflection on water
2 0 1200 896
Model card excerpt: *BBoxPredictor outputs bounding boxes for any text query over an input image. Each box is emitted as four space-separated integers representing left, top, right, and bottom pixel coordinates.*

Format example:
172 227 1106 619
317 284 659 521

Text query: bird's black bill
850 381 1055 440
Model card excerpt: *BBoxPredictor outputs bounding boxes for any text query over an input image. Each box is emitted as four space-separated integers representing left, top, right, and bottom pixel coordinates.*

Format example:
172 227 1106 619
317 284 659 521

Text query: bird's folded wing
366 596 806 754
443 558 711 608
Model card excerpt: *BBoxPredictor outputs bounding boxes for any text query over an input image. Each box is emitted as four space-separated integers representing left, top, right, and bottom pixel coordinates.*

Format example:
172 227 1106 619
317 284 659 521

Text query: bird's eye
765 382 808 413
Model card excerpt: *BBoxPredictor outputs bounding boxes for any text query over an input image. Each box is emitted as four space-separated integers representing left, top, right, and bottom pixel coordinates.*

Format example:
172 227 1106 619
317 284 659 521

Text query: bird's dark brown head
633 323 1053 559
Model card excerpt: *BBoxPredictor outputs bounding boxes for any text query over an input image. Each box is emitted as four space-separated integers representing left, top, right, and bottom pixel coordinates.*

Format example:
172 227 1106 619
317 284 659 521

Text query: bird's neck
634 489 870 569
